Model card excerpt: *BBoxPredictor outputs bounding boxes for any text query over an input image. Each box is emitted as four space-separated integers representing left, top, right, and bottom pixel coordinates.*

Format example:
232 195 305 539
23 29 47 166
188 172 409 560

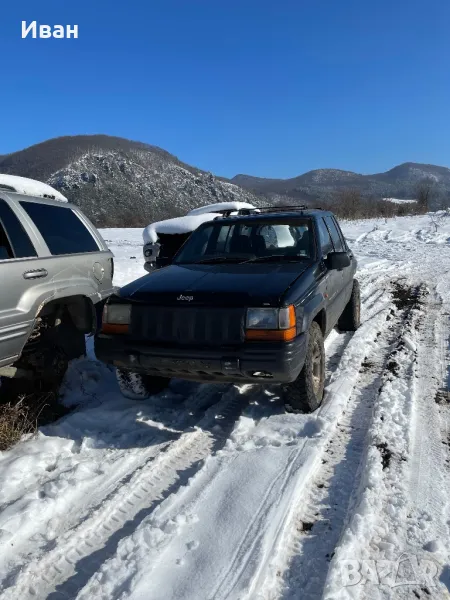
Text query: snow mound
343 211 450 246
383 197 417 204
0 174 68 202
187 201 255 216
143 213 220 244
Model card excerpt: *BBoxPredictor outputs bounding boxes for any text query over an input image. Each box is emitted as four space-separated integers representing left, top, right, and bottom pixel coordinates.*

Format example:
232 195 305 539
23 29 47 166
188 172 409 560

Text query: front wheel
283 321 325 413
116 369 170 400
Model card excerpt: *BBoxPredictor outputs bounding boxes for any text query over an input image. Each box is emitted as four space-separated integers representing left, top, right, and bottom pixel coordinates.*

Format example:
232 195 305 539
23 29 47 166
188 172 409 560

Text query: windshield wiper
191 255 249 264
242 254 307 263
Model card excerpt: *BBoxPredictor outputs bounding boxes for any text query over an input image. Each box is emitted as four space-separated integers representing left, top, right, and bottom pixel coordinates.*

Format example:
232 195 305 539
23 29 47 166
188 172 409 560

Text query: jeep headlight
247 308 278 329
246 307 295 330
245 306 297 341
101 303 131 333
104 304 131 324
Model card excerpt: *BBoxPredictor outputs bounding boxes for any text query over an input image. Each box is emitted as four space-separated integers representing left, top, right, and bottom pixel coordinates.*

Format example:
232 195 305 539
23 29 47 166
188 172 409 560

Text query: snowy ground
0 213 449 600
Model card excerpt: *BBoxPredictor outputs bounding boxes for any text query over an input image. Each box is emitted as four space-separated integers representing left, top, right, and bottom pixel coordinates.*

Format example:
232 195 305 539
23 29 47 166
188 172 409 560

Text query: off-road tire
283 321 325 413
27 311 85 388
116 369 170 400
0 311 85 400
338 279 361 332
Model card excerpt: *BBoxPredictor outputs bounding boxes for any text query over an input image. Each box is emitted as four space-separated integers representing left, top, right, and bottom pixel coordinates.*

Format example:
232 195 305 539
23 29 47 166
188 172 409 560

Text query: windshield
174 219 314 264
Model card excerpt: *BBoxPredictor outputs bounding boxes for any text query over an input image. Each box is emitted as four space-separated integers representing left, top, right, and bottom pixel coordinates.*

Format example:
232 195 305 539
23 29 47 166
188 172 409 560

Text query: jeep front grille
130 305 245 347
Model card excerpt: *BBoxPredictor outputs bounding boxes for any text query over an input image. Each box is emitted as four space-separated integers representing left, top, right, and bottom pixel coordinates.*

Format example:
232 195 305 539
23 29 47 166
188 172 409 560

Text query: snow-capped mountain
2 134 450 223
232 162 450 203
0 135 265 226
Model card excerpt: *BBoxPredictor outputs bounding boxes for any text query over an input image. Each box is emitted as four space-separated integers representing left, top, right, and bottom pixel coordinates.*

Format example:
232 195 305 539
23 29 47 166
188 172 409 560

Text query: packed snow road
0 213 449 600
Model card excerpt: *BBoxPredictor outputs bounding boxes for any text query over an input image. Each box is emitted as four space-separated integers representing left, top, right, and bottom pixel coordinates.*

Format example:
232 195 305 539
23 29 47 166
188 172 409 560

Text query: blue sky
1 0 449 178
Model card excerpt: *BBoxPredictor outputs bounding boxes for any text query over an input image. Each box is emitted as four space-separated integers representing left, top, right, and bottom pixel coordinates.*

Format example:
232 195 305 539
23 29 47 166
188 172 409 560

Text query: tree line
318 180 449 221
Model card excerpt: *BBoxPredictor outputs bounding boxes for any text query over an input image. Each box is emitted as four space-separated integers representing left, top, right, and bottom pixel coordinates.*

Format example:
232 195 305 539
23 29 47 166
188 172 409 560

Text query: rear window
20 202 99 255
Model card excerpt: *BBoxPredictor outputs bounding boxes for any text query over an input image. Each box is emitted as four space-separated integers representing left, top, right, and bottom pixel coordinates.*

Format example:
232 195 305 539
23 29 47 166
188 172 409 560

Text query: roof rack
220 204 310 217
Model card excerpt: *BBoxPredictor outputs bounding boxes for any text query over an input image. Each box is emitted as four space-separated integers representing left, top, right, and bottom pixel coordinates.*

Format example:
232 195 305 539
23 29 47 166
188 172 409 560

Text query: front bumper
95 334 307 384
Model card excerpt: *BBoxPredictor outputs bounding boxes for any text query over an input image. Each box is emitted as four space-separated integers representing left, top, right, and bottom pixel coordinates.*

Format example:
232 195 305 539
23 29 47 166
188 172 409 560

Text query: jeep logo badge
177 294 194 302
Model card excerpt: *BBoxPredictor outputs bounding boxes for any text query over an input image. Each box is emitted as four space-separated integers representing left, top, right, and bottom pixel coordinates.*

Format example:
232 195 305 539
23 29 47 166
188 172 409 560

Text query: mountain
0 135 264 227
2 134 450 225
232 162 450 204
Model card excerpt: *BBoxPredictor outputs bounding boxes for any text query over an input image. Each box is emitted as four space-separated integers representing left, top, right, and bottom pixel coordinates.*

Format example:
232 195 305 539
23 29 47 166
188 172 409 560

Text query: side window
317 218 333 256
0 199 37 259
20 202 99 255
332 217 347 250
325 216 344 252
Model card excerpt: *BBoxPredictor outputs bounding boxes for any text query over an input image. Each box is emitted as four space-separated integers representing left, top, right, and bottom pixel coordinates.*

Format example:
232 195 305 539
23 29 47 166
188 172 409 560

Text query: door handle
23 268 48 280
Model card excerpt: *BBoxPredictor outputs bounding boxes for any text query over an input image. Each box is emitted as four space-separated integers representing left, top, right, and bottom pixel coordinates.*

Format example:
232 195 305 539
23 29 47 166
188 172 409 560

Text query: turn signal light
101 323 129 334
245 326 296 342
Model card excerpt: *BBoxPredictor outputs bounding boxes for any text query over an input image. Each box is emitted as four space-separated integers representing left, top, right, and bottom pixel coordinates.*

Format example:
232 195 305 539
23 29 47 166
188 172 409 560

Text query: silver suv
0 175 115 394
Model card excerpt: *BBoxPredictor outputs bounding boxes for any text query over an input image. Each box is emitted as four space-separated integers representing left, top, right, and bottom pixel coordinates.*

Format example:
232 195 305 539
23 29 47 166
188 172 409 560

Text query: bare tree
334 188 363 219
416 181 433 212
429 212 444 232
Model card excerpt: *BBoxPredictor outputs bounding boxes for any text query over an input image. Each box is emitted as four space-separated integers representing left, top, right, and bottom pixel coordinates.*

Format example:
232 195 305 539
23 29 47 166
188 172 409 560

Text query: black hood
119 262 311 306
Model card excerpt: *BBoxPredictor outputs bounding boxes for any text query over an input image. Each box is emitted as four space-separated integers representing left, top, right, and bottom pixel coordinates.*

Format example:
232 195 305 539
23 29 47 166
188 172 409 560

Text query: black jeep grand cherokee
95 207 360 412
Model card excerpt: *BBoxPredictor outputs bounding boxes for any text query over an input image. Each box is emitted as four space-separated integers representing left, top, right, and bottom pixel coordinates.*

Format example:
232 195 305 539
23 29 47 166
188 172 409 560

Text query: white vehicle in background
142 202 256 272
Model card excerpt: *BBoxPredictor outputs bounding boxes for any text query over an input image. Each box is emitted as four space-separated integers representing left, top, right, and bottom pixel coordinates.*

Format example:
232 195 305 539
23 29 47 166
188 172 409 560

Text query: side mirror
327 251 351 270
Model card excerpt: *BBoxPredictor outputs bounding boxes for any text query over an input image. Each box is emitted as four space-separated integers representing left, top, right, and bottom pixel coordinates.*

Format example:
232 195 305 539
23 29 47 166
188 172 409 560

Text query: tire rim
312 341 323 394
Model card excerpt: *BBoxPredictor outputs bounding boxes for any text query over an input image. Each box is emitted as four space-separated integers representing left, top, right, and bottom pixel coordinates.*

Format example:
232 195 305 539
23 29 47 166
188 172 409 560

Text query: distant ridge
231 162 450 204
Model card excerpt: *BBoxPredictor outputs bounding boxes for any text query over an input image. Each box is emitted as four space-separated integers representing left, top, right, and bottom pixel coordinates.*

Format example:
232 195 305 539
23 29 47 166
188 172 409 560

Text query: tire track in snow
322 283 450 600
0 385 251 600
401 290 450 599
248 280 412 600
274 325 401 599
0 382 225 588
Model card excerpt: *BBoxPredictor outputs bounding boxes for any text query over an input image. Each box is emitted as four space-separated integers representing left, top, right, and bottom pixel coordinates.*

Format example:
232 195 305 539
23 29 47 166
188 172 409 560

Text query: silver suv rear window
20 201 99 255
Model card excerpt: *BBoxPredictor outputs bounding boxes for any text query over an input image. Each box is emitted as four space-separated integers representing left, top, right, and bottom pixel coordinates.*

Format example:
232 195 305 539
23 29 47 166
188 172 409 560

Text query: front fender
299 289 326 333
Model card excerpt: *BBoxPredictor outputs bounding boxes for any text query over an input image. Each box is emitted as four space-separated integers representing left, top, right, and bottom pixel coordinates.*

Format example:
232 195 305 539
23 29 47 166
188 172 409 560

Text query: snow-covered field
1 213 450 600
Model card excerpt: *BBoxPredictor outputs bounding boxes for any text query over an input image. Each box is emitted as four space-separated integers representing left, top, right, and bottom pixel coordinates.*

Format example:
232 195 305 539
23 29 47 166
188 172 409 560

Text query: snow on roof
187 201 255 216
143 213 220 243
0 174 68 202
